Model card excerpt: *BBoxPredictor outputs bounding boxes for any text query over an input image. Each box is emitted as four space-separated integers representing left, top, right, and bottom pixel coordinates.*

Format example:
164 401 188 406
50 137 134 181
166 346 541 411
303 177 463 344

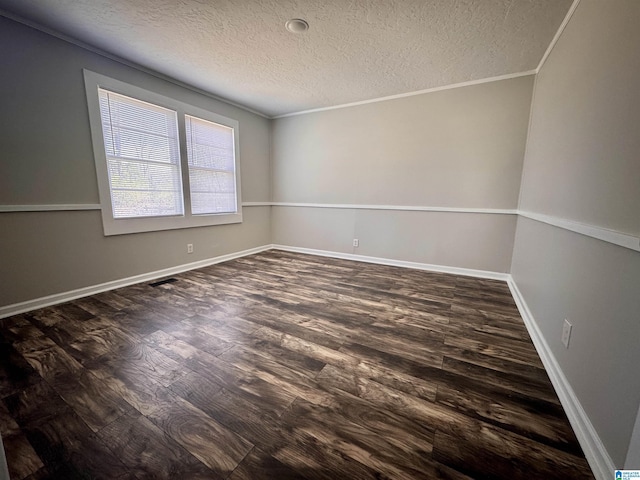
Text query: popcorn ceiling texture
0 0 572 116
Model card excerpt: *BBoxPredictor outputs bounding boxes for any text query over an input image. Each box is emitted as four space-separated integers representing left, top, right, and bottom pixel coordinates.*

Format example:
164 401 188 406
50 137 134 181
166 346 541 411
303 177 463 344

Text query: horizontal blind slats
185 114 237 215
98 88 184 218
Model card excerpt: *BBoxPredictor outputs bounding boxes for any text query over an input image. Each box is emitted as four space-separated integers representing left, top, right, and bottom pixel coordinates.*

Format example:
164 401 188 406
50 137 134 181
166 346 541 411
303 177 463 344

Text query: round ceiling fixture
285 18 309 34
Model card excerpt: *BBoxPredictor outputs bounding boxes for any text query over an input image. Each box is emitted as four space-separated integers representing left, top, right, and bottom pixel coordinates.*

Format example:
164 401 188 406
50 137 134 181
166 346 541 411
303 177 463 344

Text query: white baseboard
507 278 614 480
271 244 510 281
1 243 510 319
0 240 612 480
0 245 272 319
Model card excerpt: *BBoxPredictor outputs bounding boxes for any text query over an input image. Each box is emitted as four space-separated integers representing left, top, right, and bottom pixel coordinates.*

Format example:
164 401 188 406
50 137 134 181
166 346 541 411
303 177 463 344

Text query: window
99 89 184 219
84 70 242 235
185 115 237 215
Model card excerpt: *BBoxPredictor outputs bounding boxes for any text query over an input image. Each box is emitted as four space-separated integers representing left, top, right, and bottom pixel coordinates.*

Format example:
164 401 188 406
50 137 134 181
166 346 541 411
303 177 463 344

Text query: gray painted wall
271 76 533 272
272 77 532 208
272 207 517 273
627 406 640 469
511 0 640 468
0 17 271 307
3 2 639 473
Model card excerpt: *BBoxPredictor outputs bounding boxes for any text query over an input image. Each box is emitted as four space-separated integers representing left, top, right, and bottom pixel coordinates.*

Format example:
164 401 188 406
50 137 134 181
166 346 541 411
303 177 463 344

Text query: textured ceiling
0 0 572 117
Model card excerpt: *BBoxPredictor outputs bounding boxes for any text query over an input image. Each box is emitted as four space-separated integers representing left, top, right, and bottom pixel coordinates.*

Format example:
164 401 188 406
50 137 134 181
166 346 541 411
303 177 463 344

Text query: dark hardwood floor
0 250 594 479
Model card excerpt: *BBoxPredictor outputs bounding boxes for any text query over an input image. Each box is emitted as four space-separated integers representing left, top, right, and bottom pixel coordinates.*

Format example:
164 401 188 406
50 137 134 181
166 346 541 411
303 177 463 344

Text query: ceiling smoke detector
285 18 309 34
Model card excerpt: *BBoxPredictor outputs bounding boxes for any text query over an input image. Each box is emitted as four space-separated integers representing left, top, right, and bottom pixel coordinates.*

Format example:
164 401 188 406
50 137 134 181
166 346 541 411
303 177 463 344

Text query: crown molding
536 0 582 73
273 70 536 119
2 0 582 120
0 9 269 119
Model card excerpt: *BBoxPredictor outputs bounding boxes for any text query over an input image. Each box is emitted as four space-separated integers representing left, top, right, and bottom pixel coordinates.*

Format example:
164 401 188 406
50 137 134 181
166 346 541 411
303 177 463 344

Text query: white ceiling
0 0 572 117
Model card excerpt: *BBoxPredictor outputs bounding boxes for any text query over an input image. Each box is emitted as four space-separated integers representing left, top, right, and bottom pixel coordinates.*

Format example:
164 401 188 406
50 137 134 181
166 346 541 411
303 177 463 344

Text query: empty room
0 0 638 479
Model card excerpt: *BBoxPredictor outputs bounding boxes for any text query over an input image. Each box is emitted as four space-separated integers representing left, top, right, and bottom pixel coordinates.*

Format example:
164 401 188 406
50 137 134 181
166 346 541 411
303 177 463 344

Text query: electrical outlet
561 319 572 348
353 239 359 247
187 244 194 254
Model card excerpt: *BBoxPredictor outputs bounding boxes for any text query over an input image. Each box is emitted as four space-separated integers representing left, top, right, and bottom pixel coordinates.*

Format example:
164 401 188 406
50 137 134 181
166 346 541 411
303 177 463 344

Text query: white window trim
83 69 242 236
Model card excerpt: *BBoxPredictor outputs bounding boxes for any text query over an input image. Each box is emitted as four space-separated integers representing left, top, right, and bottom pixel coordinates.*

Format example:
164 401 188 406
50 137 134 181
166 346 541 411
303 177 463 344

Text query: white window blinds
98 88 184 218
185 114 237 215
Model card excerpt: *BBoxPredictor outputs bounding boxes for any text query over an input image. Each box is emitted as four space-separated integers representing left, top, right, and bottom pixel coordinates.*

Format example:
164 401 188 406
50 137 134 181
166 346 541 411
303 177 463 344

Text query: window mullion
176 110 193 219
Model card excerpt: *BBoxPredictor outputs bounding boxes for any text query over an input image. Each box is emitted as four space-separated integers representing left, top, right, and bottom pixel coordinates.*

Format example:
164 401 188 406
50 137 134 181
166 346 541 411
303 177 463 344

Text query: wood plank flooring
0 250 594 479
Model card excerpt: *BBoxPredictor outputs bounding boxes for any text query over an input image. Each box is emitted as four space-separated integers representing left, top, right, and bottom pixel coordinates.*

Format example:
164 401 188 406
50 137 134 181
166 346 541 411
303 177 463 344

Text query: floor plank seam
0 250 595 480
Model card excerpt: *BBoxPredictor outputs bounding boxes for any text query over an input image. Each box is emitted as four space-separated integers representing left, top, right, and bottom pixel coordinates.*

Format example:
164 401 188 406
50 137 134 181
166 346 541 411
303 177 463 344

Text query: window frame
83 69 242 236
